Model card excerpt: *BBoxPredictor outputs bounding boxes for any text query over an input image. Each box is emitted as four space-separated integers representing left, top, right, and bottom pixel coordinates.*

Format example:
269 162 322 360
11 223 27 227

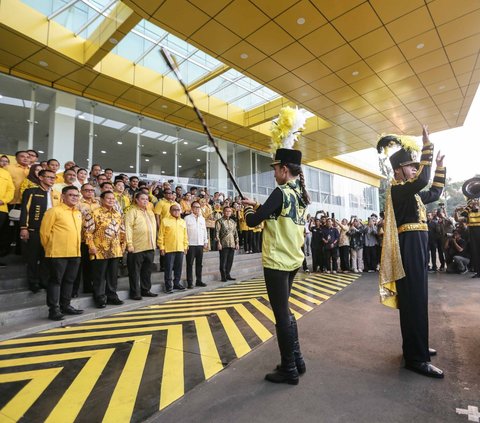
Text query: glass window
256 153 275 196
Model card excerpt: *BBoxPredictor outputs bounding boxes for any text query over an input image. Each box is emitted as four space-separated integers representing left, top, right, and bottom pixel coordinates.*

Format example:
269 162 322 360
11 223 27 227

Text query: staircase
0 251 263 341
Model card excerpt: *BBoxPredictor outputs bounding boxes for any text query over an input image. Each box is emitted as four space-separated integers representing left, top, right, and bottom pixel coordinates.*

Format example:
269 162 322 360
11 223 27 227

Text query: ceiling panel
1 0 479 167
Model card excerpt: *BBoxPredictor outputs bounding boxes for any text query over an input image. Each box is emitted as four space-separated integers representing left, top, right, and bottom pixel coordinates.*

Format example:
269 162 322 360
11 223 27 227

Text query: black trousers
164 251 184 290
25 230 48 288
91 258 120 304
219 247 235 279
127 250 154 297
73 243 93 295
339 245 350 271
311 246 321 271
363 245 378 271
264 267 298 326
324 247 338 271
428 238 445 270
469 227 480 274
46 257 80 312
243 230 253 252
0 211 9 256
186 245 204 286
397 231 430 363
7 204 21 255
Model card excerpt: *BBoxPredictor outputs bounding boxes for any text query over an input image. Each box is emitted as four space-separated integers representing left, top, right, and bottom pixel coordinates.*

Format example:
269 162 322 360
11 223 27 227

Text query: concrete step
0 255 263 337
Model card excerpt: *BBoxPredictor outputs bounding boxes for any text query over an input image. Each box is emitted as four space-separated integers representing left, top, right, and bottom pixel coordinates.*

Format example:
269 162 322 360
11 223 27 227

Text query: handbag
8 208 21 221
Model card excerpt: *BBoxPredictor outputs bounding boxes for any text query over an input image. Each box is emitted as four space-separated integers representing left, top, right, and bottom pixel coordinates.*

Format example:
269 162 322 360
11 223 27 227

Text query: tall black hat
271 148 302 166
376 134 420 170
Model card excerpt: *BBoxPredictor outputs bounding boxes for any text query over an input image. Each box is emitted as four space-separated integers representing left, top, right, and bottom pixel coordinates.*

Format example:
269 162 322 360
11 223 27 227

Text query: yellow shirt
125 205 157 252
6 163 29 204
0 168 14 213
55 172 64 184
180 199 192 215
114 192 131 213
40 203 82 258
20 178 38 197
154 199 179 220
77 198 101 242
158 215 188 253
84 207 125 259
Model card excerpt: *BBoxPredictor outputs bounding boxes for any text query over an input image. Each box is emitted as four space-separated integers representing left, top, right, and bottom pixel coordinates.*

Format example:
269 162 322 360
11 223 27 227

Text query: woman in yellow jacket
85 191 126 308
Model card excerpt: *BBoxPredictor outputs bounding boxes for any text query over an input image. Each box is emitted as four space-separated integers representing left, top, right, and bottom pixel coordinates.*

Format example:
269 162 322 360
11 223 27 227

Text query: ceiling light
161 105 168 109
117 141 122 145
145 159 150 162
240 53 249 59
352 71 359 76
183 141 188 145
38 150 44 154
0 94 3 98
109 37 118 45
79 114 85 119
129 165 134 169
416 43 425 49
301 92 308 97
438 85 445 90
38 61 48 67
297 17 305 25
94 134 98 137
178 165 182 168
162 151 167 154
196 158 201 162
101 150 106 154
161 170 165 174
222 125 228 129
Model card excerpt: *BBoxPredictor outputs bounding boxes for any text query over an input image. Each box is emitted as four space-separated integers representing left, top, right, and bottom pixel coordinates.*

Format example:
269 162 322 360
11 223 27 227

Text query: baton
160 48 245 200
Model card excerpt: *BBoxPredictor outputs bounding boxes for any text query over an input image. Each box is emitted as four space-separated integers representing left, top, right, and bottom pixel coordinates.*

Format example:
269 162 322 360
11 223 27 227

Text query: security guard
378 125 446 378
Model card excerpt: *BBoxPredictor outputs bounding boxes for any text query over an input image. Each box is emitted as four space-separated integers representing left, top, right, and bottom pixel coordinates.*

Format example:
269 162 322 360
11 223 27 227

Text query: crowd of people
0 150 267 320
0 150 478 324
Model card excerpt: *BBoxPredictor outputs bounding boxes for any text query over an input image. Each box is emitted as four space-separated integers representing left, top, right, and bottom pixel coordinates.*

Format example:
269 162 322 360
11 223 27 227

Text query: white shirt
185 213 208 246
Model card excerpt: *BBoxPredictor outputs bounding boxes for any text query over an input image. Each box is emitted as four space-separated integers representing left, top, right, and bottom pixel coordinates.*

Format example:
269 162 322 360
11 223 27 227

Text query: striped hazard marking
0 272 359 422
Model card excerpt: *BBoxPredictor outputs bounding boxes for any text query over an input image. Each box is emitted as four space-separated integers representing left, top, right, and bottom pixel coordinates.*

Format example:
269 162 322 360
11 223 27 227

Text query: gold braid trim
378 185 405 309
432 182 444 188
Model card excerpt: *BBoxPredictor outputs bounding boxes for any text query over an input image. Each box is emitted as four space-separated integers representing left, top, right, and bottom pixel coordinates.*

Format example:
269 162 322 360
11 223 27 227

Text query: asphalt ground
150 271 480 423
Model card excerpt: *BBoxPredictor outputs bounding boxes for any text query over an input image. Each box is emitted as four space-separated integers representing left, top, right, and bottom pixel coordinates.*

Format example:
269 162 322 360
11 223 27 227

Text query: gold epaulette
398 223 428 233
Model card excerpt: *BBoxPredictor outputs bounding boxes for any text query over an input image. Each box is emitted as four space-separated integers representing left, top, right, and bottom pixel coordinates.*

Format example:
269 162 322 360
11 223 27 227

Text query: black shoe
265 366 299 385
429 348 437 357
71 292 79 298
195 281 207 287
141 291 158 297
221 278 227 282
472 273 480 278
130 295 142 300
405 361 444 378
96 303 106 308
61 305 84 315
173 284 185 290
226 276 236 281
29 283 40 293
165 289 173 294
187 284 194 289
107 297 124 305
48 310 65 321
0 262 6 268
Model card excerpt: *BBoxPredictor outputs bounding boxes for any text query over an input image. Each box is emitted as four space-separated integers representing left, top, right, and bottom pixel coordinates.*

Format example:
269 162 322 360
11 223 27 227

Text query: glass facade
0 72 379 220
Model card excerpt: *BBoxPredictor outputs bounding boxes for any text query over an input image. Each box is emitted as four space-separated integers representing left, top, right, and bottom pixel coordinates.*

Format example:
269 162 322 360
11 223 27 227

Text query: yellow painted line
159 325 184 410
316 276 350 286
248 298 275 322
305 278 344 289
233 304 272 342
293 283 330 300
288 296 313 311
45 349 114 423
195 317 223 379
216 310 251 358
0 368 63 422
173 290 266 302
0 334 155 355
291 289 322 305
303 281 337 295
103 336 152 423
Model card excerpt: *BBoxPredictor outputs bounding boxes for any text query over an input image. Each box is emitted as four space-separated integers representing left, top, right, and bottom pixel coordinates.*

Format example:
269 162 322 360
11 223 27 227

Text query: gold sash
378 185 405 309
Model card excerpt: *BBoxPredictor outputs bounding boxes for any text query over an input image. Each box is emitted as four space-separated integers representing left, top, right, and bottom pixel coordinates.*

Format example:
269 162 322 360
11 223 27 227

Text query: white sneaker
332 270 337 274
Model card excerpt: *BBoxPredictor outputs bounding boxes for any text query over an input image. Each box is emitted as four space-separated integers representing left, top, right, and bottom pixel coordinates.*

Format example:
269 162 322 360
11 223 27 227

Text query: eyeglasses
66 194 80 198
82 189 95 192
43 176 56 180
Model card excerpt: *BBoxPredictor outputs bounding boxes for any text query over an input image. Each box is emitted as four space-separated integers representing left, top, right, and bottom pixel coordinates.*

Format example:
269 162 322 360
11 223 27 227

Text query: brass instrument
462 177 480 199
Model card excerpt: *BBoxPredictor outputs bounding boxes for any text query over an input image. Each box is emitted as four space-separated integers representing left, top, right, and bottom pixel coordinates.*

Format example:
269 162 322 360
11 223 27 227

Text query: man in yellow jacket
158 204 188 293
0 167 14 263
40 186 83 321
125 192 158 299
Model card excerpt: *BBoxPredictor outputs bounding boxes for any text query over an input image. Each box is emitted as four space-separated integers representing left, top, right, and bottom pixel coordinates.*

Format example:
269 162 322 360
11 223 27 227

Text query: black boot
266 323 299 385
276 315 306 374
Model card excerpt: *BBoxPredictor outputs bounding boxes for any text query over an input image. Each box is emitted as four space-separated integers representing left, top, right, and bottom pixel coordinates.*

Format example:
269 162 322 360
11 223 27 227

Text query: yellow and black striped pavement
0 272 359 423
